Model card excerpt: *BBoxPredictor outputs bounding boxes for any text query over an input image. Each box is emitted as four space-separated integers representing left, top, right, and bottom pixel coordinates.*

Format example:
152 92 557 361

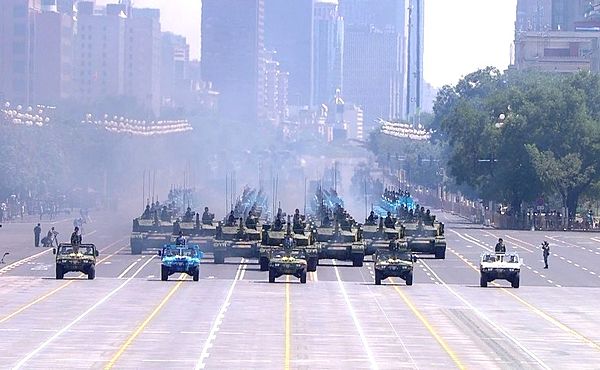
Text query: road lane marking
13 255 156 369
452 230 600 351
0 249 53 275
104 274 185 369
391 281 466 370
117 261 138 279
195 259 245 370
418 260 549 369
333 260 378 369
0 239 127 325
285 275 291 370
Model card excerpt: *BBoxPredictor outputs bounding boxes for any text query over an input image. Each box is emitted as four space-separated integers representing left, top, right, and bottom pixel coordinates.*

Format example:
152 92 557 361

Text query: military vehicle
373 188 415 218
260 215 318 272
480 252 521 288
174 211 218 253
362 216 405 256
130 216 173 255
268 237 308 284
158 243 204 281
374 242 416 285
53 243 99 280
213 217 261 264
403 217 446 259
312 216 365 267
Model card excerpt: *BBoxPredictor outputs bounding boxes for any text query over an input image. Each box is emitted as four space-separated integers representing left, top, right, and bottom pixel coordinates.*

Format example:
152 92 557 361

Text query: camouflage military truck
130 217 173 255
54 243 99 280
374 242 416 286
268 238 308 284
260 215 318 272
403 217 446 259
213 217 261 264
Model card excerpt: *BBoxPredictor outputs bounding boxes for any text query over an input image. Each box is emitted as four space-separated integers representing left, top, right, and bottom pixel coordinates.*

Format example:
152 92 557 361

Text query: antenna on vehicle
0 252 9 264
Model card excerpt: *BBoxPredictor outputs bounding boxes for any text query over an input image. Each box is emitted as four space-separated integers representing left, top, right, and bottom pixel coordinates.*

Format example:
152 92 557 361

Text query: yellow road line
392 283 466 370
0 243 127 325
284 275 291 370
451 231 600 351
104 274 185 369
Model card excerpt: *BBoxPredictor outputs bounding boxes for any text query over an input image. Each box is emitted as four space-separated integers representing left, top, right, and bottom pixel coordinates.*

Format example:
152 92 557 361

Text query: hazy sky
98 0 517 88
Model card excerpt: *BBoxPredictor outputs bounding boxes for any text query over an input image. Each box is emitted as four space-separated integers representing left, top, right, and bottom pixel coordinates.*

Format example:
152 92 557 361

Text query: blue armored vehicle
158 243 204 281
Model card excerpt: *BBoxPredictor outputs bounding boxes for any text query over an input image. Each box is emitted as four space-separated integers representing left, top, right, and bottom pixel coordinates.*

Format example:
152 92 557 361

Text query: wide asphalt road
1 209 600 369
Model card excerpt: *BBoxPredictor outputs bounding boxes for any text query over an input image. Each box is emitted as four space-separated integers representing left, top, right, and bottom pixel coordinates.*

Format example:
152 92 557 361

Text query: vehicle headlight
273 263 281 267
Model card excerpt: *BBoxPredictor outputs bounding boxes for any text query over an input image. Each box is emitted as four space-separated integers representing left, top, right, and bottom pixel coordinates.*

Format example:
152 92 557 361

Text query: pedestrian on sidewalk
542 241 550 269
34 223 41 247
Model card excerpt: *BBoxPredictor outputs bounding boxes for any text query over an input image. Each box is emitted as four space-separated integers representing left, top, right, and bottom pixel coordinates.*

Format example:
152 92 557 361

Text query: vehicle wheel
480 273 487 288
405 271 413 286
352 253 364 267
307 257 318 272
511 273 520 288
87 265 95 280
435 247 446 259
56 265 63 280
375 270 381 285
269 268 276 283
259 257 269 271
213 251 225 264
192 267 200 282
300 270 307 284
161 265 169 281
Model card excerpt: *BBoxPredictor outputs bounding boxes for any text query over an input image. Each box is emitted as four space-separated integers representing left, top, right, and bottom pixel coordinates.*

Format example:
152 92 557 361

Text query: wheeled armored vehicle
374 243 416 285
480 252 521 288
158 243 204 281
260 215 318 272
54 243 99 280
268 245 308 284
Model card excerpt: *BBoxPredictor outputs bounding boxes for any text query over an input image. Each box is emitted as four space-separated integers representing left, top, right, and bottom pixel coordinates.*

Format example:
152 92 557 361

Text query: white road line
195 259 245 370
419 260 550 370
333 260 378 370
0 249 53 275
12 255 156 369
117 261 139 279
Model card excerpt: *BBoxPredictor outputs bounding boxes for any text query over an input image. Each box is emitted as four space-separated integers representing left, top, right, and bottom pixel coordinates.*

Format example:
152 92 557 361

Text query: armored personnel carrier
480 252 521 288
158 243 203 281
260 214 318 272
403 216 446 259
213 216 261 264
54 243 99 280
374 242 416 285
268 237 308 284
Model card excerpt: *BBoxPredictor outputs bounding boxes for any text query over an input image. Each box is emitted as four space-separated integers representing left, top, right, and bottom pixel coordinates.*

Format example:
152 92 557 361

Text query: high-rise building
125 8 161 117
75 1 126 103
264 0 313 107
406 0 423 120
0 0 41 104
339 0 408 125
161 32 190 106
202 0 265 123
312 0 344 107
262 51 289 125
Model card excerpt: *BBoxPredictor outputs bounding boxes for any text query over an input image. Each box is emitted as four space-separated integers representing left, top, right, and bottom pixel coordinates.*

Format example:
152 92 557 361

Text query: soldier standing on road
51 227 59 247
34 223 41 247
542 241 550 269
495 238 506 254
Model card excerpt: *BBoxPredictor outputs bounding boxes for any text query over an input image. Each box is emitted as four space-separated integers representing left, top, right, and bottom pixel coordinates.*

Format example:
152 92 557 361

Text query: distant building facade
264 0 313 107
514 0 600 73
312 0 344 107
202 0 265 123
406 0 424 120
